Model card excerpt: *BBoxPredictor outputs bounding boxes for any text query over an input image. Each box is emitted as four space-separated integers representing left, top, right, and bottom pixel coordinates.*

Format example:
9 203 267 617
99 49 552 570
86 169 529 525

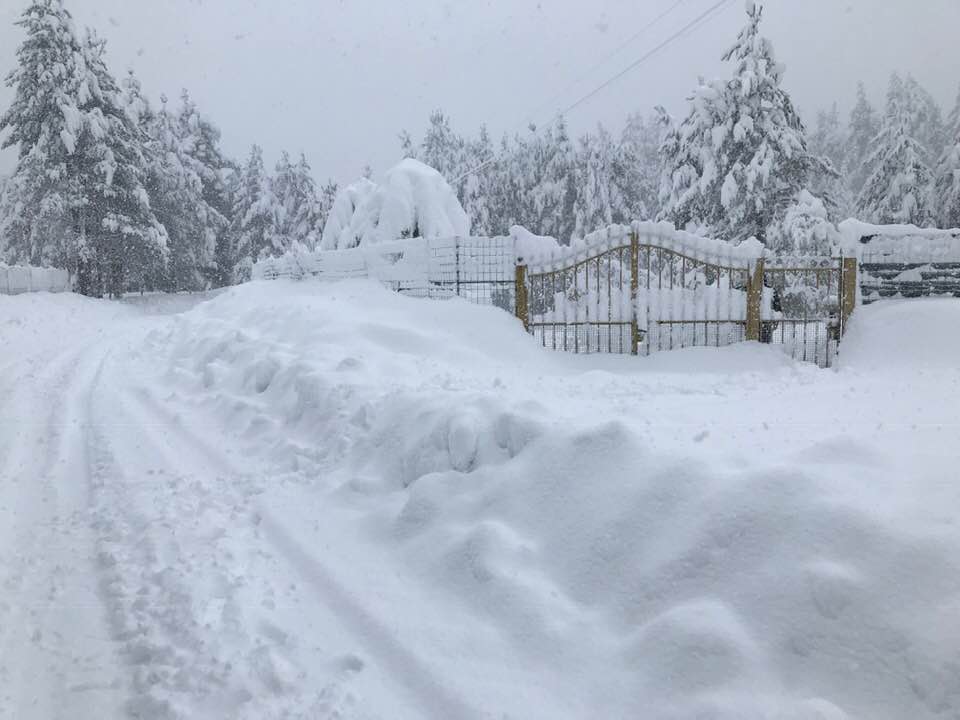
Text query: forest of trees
1 0 959 296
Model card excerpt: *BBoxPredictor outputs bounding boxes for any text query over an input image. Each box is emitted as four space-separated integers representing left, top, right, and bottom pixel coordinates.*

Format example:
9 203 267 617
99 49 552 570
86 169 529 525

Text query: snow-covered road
2 284 960 719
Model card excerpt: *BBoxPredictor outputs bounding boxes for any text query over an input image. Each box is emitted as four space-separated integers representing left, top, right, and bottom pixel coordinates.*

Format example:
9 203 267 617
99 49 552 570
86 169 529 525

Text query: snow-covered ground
2 282 959 719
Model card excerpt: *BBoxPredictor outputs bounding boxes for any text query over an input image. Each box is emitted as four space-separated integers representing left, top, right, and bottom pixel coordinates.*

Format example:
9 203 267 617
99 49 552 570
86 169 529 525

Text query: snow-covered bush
320 159 469 250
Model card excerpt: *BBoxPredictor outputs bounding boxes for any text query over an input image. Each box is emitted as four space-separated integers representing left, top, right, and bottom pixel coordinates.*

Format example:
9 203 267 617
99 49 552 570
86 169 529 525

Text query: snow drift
122 279 960 719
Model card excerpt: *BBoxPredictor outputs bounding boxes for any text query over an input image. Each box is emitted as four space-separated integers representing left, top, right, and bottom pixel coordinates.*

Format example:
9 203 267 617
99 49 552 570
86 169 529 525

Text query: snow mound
134 282 960 718
321 159 470 249
837 298 960 372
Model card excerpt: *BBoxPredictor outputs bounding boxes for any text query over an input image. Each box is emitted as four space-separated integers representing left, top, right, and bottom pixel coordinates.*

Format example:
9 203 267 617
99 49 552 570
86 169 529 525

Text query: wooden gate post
745 257 765 342
515 260 529 331
840 256 857 335
630 231 640 355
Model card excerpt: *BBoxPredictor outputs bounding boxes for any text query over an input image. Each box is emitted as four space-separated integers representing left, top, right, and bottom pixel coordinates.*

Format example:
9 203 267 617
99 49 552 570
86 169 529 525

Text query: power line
452 0 736 184
524 0 693 127
558 0 736 118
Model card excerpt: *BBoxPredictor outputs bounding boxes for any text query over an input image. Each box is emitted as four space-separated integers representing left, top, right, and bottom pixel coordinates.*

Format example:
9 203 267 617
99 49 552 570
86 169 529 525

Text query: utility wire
452 0 736 184
524 0 692 127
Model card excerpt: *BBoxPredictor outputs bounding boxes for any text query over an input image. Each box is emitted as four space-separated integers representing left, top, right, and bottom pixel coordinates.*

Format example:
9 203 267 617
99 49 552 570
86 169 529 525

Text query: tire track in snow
122 377 483 720
0 345 126 720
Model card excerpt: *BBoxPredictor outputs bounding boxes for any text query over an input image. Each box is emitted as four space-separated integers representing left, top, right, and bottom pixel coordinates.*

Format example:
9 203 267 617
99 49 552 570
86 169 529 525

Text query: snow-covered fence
520 222 854 368
253 236 516 310
0 264 71 295
254 223 856 368
839 221 960 303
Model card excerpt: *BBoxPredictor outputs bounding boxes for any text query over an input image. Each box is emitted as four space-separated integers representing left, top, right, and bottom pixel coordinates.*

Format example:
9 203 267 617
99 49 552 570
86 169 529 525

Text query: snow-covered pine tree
847 82 880 200
522 118 577 241
904 76 947 163
176 90 234 286
461 125 495 236
574 124 628 238
231 145 276 277
808 103 851 219
933 86 960 228
1 3 167 295
856 73 935 226
615 111 666 222
659 2 827 244
269 152 326 252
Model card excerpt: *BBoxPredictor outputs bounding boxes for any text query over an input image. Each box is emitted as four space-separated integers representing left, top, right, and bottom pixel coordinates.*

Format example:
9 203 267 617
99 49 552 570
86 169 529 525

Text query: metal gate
518 224 855 368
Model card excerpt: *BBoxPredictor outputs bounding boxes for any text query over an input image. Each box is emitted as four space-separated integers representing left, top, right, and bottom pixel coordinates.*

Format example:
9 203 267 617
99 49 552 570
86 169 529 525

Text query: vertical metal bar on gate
745 257 764 342
630 231 640 355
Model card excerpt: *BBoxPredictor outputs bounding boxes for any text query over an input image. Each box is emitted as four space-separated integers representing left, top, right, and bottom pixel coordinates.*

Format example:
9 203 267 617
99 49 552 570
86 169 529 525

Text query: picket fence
0 264 71 295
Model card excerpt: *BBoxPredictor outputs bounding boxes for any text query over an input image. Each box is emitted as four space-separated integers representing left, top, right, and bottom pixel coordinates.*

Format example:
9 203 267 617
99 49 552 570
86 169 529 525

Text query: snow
3 284 960 719
321 159 470 250
839 219 960 261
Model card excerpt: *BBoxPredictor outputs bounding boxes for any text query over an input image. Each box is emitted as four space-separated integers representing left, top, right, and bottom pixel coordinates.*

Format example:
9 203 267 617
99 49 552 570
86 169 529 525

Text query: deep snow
1 283 959 719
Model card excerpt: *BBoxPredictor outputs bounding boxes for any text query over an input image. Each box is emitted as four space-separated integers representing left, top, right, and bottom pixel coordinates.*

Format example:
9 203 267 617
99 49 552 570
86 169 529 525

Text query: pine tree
615 111 665 221
659 2 826 243
808 103 851 219
0 2 167 295
176 90 234 286
848 82 880 199
856 74 935 226
933 86 960 228
231 145 275 276
574 125 628 237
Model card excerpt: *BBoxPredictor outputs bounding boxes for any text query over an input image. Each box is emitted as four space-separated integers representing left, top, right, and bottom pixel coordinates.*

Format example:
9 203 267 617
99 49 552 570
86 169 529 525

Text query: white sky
1 0 958 184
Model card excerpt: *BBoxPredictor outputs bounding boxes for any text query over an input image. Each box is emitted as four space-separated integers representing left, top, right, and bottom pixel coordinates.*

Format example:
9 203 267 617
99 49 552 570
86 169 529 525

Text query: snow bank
320 159 469 249
136 280 960 719
0 263 70 294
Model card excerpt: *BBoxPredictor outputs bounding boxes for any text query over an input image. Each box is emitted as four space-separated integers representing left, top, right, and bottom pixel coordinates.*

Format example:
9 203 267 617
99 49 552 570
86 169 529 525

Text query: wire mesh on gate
761 258 841 368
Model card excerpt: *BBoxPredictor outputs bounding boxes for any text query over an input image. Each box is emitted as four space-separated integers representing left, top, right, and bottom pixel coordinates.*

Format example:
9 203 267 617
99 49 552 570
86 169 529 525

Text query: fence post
745 257 765 342
455 236 461 298
515 260 529 331
630 231 640 356
840 255 857 335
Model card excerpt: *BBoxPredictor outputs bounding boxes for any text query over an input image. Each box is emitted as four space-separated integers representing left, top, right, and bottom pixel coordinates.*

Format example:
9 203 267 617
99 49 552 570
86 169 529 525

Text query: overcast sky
1 0 958 184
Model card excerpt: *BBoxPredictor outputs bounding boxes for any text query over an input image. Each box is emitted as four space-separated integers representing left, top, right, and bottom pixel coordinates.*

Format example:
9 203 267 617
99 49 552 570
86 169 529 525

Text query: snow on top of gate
519 221 764 273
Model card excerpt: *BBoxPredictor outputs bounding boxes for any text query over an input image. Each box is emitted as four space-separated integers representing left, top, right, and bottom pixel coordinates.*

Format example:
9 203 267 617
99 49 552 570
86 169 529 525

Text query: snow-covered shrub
320 159 469 250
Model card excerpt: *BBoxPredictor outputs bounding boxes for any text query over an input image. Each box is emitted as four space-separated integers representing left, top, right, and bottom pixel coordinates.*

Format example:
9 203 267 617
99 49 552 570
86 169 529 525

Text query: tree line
0 0 338 296
2 1 959 297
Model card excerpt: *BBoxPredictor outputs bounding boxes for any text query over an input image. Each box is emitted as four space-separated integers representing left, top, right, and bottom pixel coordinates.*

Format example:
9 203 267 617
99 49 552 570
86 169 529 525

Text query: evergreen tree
0 2 166 295
176 90 234 286
231 145 275 276
615 111 665 221
933 86 960 228
659 2 826 243
269 151 326 252
574 125 628 238
847 82 880 198
808 103 851 219
856 74 935 226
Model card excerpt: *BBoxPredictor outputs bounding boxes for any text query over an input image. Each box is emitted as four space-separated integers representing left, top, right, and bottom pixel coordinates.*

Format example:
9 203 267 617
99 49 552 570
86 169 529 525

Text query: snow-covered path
2 284 960 719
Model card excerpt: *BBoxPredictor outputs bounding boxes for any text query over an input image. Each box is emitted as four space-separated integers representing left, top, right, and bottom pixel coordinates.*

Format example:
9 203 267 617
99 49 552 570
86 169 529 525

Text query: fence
0 264 71 295
518 223 855 368
252 223 857 368
253 236 516 310
856 229 960 303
